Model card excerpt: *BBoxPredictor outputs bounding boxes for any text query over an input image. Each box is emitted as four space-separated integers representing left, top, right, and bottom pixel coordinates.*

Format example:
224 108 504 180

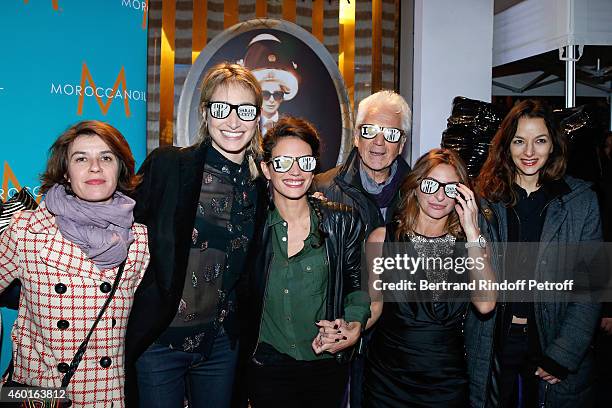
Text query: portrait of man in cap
181 23 345 172
242 33 300 135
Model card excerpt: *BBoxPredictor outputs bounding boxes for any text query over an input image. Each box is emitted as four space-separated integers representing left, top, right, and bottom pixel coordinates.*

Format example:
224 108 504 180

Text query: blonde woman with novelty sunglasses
125 63 266 408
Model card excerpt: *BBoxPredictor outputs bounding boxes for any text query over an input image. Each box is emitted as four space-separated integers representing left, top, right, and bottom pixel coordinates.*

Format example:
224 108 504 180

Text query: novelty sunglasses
359 124 405 143
269 155 317 173
206 101 260 121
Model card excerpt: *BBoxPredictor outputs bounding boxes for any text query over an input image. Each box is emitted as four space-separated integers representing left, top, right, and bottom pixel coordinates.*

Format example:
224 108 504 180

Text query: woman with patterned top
0 120 149 408
244 116 370 408
124 63 266 408
363 148 495 407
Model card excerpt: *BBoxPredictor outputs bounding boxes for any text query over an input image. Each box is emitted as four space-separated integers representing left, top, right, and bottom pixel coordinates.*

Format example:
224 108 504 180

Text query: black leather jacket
243 198 368 361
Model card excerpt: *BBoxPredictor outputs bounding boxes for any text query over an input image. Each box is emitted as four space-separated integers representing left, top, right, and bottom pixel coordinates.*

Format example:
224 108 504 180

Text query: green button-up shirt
259 207 331 361
259 206 370 361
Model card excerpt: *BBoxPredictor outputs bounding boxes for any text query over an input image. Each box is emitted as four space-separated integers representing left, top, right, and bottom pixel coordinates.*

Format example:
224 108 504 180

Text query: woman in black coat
124 62 266 408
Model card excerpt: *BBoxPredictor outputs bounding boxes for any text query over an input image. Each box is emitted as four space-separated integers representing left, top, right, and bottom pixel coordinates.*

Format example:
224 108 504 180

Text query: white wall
399 0 414 162
493 0 612 67
411 0 494 163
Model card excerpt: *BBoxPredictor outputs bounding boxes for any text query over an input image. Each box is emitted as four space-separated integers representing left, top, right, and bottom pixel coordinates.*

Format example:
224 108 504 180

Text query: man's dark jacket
313 147 410 236
123 142 266 407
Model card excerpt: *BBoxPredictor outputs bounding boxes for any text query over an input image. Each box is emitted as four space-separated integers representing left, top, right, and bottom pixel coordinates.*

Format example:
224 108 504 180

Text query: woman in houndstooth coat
0 121 149 407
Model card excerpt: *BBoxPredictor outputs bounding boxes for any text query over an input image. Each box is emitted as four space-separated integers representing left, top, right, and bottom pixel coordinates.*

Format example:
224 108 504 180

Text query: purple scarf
45 184 135 269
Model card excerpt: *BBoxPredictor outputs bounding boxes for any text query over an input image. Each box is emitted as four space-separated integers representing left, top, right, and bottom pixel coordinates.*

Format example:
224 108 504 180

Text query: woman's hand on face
312 319 361 354
454 184 480 241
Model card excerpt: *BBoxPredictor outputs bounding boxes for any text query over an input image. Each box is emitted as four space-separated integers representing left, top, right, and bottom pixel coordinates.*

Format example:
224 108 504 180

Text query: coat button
112 318 117 327
54 283 67 294
57 362 70 373
57 320 69 330
100 282 112 293
100 357 112 368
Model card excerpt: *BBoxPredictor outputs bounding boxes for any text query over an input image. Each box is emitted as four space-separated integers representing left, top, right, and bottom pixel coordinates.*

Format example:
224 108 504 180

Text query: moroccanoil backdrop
0 0 148 372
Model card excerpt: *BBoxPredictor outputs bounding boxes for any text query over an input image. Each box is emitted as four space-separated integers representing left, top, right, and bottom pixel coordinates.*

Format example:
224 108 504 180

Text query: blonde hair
197 62 263 178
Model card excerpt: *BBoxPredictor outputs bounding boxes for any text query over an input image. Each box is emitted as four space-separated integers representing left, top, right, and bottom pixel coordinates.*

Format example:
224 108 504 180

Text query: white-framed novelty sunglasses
359 124 404 143
269 155 317 173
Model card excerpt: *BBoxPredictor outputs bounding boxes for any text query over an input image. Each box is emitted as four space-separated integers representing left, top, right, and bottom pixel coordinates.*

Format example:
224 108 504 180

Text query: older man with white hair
314 90 411 234
313 90 412 408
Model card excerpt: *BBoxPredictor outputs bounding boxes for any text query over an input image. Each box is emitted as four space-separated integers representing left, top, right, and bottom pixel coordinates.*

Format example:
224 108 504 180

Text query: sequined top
407 231 456 302
157 147 256 354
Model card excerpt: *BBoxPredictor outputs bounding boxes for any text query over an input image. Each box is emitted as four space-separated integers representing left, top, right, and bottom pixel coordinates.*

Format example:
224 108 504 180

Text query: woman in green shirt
244 116 370 407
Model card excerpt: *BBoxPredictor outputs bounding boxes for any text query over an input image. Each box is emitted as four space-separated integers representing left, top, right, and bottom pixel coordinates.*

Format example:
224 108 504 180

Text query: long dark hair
476 99 567 206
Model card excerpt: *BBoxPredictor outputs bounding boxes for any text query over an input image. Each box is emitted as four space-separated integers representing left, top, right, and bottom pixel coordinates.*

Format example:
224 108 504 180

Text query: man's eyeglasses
269 155 317 173
206 101 260 121
419 178 459 199
359 124 405 143
262 90 286 102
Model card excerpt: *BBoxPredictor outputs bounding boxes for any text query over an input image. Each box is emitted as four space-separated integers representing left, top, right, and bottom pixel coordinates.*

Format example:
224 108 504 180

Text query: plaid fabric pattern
0 204 149 408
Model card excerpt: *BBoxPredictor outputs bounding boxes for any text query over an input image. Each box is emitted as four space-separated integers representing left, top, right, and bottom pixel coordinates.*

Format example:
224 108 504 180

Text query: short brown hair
476 99 567 206
261 116 321 165
40 120 140 194
394 148 470 240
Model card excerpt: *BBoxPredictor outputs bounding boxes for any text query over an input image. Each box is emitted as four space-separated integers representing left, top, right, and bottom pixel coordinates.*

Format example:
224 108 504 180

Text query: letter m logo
77 62 131 117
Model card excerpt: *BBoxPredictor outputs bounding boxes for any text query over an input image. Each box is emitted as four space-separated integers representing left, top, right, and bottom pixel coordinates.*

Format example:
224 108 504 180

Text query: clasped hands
311 318 361 355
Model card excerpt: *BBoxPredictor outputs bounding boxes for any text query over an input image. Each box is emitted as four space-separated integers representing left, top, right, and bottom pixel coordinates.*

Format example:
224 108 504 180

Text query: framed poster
177 19 352 172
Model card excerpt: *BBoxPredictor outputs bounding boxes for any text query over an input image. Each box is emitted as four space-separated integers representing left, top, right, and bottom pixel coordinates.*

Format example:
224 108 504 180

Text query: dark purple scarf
45 184 135 269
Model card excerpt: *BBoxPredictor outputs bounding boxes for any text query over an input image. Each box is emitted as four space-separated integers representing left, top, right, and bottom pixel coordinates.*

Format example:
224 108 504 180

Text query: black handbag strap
60 260 126 388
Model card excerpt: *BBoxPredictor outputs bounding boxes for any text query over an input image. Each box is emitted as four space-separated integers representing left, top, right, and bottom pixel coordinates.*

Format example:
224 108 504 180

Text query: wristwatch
465 234 486 249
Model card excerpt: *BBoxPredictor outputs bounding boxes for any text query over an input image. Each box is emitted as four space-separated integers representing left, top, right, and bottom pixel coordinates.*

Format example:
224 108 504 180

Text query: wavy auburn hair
394 148 470 240
476 99 567 206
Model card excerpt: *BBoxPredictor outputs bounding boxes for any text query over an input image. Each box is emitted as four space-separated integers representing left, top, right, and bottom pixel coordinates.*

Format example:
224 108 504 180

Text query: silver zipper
539 197 558 217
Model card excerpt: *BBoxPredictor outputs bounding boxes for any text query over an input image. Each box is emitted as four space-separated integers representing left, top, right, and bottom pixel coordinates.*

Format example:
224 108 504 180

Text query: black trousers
248 352 349 408
595 331 612 408
500 324 539 408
